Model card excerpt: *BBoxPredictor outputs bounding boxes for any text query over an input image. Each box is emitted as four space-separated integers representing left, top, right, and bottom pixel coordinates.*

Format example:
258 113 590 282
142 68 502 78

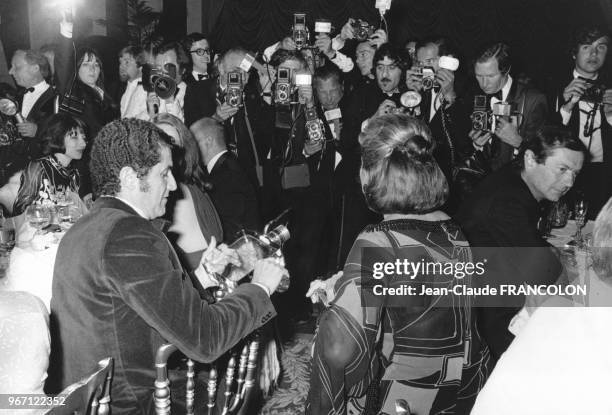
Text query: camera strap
242 102 264 187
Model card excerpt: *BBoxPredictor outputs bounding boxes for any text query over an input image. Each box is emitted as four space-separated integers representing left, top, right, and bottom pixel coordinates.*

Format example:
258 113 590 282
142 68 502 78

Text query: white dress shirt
21 81 50 119
120 77 148 120
157 81 186 122
560 70 604 162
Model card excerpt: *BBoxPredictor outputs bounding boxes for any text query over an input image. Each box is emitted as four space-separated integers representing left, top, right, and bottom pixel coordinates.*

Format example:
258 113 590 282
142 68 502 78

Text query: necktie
197 74 207 81
487 90 503 101
22 87 35 95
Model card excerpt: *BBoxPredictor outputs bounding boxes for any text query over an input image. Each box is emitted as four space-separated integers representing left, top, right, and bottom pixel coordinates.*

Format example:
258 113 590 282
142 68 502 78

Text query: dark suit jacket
15 86 57 159
209 152 262 241
50 197 275 414
466 80 549 171
185 78 274 191
455 164 561 361
552 70 612 218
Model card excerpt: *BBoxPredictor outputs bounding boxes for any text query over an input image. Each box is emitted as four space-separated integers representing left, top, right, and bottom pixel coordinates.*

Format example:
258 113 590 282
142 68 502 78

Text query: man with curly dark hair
49 118 286 414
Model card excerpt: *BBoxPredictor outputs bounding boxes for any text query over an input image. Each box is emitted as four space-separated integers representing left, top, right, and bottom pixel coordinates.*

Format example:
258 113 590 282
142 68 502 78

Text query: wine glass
25 204 52 236
568 199 588 248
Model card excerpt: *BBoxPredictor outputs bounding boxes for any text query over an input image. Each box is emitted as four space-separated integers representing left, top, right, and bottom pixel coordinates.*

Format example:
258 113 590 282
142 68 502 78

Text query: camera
351 19 375 41
142 64 177 100
471 95 491 131
275 67 292 105
293 13 309 50
421 67 436 90
225 71 243 107
304 106 325 142
580 78 606 104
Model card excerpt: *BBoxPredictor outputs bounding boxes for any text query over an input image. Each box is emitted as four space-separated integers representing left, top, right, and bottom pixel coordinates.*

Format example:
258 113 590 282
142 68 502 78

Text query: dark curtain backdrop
207 0 612 85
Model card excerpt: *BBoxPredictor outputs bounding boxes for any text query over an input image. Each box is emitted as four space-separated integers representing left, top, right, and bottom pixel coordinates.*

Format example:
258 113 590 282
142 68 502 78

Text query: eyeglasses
190 48 210 56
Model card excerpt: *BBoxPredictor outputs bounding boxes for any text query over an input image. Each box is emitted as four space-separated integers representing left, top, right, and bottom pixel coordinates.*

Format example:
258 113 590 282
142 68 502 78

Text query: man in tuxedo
331 43 409 268
405 37 472 183
467 42 549 172
50 118 284 414
118 45 148 120
184 48 274 193
183 33 211 85
7 49 56 158
456 125 586 364
191 117 261 242
554 26 612 218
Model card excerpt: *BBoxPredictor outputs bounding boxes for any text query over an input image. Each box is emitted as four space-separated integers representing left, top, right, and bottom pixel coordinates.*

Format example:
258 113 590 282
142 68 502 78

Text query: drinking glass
0 217 16 251
25 205 52 235
567 199 588 248
550 200 569 228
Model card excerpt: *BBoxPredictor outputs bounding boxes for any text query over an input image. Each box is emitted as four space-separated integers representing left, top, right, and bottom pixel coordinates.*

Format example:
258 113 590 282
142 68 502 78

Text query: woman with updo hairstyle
307 114 491 414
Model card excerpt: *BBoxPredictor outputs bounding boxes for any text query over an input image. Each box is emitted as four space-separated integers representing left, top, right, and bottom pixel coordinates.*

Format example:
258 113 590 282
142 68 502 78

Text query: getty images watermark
360 247 591 308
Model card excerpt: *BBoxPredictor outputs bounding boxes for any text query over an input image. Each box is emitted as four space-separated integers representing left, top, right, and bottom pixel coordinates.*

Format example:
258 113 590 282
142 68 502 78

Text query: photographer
185 48 275 194
337 19 388 93
145 42 188 121
555 26 612 218
266 49 334 321
405 37 472 182
466 42 548 173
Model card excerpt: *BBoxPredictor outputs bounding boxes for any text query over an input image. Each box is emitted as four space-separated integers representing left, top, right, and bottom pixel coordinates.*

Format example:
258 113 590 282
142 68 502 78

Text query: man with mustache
554 26 612 218
456 125 587 363
333 44 410 267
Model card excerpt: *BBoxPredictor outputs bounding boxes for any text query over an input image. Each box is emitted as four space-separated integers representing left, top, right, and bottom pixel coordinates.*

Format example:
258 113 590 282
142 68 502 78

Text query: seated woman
13 113 87 218
152 113 223 271
306 115 490 414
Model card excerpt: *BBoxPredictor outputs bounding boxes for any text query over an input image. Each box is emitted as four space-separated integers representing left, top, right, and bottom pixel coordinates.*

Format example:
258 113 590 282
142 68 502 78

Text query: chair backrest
153 335 261 415
46 357 114 415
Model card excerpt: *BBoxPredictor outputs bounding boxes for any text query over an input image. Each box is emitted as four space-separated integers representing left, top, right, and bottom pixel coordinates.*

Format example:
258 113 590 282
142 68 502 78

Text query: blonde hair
359 114 448 214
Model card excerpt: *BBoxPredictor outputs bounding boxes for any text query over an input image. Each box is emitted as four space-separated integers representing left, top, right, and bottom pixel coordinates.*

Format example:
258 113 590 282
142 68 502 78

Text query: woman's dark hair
76 47 105 88
38 113 88 156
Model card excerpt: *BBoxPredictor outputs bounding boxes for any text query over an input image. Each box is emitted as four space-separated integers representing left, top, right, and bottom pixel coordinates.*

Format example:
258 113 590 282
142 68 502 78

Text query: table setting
0 201 85 312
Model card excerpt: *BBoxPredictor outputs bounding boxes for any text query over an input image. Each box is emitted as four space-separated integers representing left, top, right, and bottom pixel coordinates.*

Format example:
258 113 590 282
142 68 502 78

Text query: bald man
191 117 261 242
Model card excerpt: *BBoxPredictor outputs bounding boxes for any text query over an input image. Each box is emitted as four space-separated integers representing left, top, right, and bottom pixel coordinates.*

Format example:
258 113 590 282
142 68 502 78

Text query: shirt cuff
559 107 572 126
251 282 271 297
332 35 345 51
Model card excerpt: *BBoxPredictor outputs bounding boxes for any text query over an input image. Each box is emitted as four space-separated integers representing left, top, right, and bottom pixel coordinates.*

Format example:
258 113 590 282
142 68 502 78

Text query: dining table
0 222 68 313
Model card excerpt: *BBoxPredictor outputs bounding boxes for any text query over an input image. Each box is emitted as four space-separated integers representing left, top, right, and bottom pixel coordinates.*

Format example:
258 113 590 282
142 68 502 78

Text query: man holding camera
405 37 472 182
555 26 612 217
467 42 548 173
185 48 275 195
146 42 188 121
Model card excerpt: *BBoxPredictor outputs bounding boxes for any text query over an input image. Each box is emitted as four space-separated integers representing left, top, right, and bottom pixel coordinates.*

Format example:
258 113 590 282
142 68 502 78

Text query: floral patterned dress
13 155 80 216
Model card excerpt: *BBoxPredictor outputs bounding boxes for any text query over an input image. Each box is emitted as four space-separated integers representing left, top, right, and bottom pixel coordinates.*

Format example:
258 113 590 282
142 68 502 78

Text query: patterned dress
13 155 80 216
307 218 491 415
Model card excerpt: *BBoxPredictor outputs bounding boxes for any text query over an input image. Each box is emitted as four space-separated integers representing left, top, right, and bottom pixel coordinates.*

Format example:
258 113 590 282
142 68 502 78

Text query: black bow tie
23 87 35 94
486 90 503 101
197 74 208 81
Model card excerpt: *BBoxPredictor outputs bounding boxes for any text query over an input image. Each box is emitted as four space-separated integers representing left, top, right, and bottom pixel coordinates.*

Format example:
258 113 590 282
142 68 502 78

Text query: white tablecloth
0 231 64 313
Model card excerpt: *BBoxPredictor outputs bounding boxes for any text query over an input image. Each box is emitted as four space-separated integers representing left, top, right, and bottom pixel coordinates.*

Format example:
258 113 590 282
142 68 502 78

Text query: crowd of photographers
0 14 611 324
